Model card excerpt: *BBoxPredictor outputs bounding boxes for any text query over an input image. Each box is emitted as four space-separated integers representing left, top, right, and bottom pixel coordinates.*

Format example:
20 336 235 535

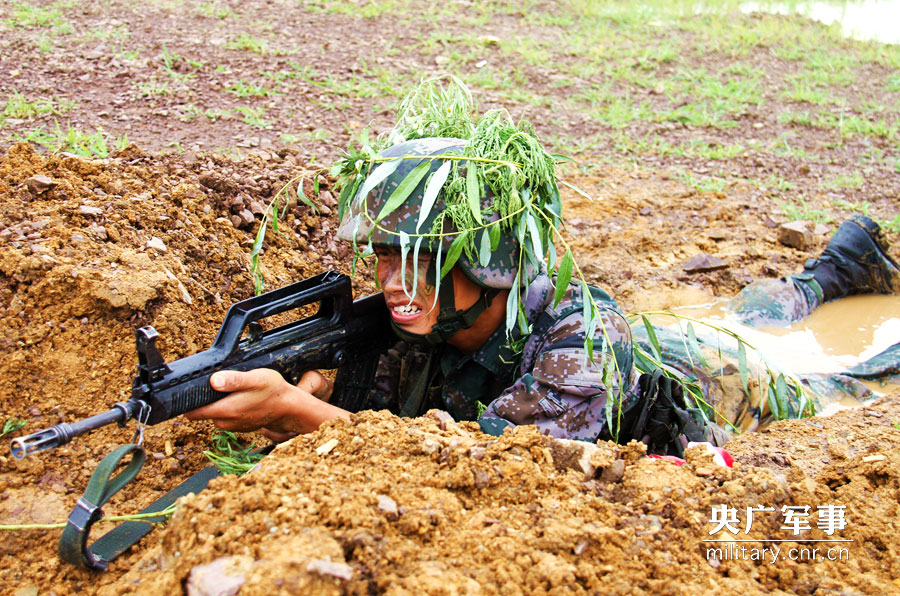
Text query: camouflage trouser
632 277 900 433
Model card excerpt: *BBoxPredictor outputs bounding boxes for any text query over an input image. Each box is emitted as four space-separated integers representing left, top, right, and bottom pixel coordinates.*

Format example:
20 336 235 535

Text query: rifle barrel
10 401 138 459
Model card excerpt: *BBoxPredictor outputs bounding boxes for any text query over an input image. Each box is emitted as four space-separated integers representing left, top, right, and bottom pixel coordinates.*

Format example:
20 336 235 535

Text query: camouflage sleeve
479 305 639 441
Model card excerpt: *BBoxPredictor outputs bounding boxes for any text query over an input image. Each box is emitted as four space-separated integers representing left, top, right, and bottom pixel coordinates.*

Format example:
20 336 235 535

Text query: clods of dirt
98 397 900 596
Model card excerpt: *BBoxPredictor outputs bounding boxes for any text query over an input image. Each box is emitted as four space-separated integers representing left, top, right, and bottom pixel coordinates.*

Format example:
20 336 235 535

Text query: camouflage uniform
632 276 897 433
371 271 898 442
370 272 640 440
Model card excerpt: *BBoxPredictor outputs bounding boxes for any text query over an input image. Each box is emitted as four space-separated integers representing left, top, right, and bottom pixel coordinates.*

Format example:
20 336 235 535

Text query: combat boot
796 215 899 302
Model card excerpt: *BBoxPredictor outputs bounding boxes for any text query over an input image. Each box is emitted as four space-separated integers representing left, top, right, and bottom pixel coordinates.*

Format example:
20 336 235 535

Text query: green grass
880 214 900 234
295 65 406 100
781 77 841 106
203 430 264 475
888 73 900 93
226 33 271 54
760 173 796 192
198 0 234 18
234 106 271 129
675 168 729 194
12 121 128 159
771 133 815 160
2 91 73 120
226 80 277 98
780 199 834 223
823 173 865 190
136 79 171 97
5 1 69 29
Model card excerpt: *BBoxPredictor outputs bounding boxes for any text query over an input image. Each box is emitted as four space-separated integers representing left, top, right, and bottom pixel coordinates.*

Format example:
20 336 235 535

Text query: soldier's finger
210 369 278 393
184 396 243 421
297 370 329 398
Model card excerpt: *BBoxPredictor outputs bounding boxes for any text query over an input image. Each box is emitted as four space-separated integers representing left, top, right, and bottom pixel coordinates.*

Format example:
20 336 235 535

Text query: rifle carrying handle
211 270 352 357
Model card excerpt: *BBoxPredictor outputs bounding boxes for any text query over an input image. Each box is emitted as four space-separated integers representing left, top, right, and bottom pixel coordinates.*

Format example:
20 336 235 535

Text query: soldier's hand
184 368 347 440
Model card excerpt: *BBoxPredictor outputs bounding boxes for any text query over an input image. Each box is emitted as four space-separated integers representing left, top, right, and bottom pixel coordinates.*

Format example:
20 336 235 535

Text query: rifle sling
59 447 223 570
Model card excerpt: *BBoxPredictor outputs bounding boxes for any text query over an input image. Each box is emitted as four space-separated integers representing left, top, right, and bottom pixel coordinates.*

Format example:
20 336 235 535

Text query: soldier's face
374 247 481 336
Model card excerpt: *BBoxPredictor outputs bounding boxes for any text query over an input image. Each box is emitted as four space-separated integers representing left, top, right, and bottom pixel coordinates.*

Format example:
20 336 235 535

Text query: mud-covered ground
1 1 900 595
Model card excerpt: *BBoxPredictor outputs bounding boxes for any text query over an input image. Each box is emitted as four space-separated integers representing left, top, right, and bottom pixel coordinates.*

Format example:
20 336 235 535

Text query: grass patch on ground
10 121 128 158
1 91 74 121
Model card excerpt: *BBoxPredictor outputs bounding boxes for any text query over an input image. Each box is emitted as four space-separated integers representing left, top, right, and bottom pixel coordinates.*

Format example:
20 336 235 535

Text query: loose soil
1 2 899 595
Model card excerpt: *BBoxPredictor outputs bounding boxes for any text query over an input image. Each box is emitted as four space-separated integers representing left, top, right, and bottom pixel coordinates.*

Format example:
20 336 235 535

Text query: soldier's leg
726 216 899 327
631 322 770 434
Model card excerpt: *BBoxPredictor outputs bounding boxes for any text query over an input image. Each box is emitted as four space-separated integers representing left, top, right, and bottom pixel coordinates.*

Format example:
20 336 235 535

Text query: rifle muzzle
10 424 75 458
9 401 138 459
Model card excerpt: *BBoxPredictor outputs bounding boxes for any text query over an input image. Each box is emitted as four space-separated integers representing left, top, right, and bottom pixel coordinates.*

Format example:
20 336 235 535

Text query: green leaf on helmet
488 221 500 250
337 175 361 222
399 231 412 301
358 157 402 207
418 159 452 232
431 245 443 312
440 230 468 278
478 228 491 267
466 161 483 225
411 235 424 301
525 211 543 259
553 249 574 307
376 160 432 222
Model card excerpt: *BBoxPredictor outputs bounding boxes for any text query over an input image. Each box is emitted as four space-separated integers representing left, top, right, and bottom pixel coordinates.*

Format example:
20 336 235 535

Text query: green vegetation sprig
250 173 317 293
332 76 573 341
203 429 265 475
0 505 177 531
0 418 26 439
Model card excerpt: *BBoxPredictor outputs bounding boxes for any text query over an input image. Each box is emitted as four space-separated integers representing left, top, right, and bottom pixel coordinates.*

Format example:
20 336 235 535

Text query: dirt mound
97 397 900 596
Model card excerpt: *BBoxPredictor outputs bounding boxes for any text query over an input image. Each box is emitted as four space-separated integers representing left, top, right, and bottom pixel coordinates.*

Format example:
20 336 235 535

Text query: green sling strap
59 443 147 570
58 443 225 571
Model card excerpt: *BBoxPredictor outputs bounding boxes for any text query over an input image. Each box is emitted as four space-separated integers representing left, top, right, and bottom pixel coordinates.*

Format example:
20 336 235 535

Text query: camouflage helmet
336 137 520 289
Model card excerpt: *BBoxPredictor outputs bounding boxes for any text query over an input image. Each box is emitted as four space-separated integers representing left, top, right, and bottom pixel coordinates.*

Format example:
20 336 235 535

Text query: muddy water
674 294 900 408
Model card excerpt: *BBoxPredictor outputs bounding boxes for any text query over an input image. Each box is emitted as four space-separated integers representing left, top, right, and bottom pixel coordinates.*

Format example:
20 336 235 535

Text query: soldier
187 138 899 454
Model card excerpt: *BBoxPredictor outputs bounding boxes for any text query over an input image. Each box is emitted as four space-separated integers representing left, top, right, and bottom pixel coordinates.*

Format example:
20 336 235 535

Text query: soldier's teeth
393 305 421 315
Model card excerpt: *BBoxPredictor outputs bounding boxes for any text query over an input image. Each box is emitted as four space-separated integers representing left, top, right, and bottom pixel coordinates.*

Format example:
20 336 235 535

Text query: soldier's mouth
392 304 422 315
390 302 423 324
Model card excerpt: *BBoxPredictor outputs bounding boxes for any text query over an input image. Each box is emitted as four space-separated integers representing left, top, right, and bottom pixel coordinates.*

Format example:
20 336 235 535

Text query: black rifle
9 271 395 570
11 270 394 456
